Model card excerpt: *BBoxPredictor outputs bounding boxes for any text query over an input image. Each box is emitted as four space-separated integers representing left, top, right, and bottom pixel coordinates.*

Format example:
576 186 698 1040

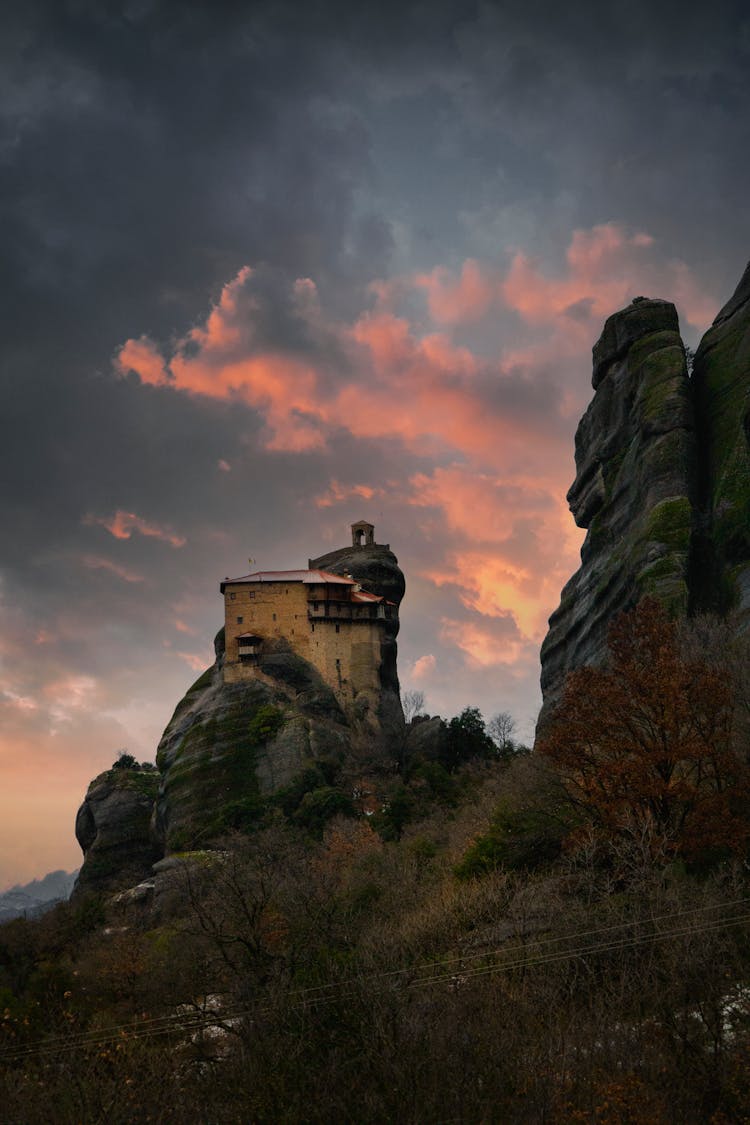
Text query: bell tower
351 520 375 548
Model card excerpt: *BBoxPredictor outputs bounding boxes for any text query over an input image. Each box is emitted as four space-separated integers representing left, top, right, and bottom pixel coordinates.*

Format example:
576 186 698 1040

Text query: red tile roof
221 568 356 593
351 589 383 603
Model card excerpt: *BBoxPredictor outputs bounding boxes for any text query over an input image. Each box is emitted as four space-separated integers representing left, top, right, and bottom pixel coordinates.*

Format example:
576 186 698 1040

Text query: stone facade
221 566 393 711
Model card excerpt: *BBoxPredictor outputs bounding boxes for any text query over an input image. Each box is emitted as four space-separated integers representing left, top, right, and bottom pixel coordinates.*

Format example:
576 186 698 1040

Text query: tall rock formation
539 261 750 730
74 525 406 882
691 261 750 612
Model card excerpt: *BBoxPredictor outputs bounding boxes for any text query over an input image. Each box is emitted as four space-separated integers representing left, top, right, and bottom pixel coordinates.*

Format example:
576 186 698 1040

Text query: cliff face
692 262 750 612
539 262 750 730
152 630 356 853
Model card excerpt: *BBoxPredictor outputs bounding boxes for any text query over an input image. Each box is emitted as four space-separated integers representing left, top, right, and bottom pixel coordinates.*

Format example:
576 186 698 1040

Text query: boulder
72 767 161 898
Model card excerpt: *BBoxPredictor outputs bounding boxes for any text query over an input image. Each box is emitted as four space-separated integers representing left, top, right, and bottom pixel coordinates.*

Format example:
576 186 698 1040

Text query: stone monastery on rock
220 522 397 706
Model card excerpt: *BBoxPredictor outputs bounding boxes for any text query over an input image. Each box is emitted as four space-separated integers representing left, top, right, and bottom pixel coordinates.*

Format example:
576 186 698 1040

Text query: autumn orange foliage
537 599 750 863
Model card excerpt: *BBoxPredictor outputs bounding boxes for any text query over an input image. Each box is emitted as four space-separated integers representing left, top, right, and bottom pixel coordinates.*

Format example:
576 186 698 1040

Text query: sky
2 0 750 888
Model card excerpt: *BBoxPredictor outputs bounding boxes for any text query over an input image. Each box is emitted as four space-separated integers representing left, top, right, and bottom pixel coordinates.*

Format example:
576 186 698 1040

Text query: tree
112 751 138 770
401 689 426 724
487 711 517 758
537 599 750 865
443 707 495 771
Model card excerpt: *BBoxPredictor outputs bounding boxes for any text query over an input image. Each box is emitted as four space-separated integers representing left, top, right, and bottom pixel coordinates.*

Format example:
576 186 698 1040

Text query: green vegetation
160 693 280 851
5 718 750 1122
641 495 692 552
635 343 687 422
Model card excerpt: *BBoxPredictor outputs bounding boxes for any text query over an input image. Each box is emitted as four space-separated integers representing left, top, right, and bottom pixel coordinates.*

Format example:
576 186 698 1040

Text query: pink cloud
80 554 145 583
502 223 717 331
411 654 437 681
113 226 718 677
409 465 564 541
84 509 186 548
117 335 169 384
502 226 649 324
315 479 380 509
124 228 710 471
177 651 213 672
116 282 553 464
407 463 583 638
116 229 719 466
440 617 529 669
414 258 496 325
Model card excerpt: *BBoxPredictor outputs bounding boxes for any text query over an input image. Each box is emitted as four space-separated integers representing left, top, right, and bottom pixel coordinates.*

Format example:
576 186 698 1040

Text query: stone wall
223 579 385 713
224 581 312 672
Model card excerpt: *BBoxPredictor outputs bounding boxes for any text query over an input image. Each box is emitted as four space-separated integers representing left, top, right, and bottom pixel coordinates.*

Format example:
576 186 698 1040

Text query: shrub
112 752 138 770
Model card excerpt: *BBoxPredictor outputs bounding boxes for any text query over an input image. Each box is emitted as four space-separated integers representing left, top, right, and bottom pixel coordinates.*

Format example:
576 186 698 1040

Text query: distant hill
0 869 78 923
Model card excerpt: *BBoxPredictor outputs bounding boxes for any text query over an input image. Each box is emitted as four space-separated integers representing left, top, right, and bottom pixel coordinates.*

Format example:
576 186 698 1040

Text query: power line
3 898 749 1062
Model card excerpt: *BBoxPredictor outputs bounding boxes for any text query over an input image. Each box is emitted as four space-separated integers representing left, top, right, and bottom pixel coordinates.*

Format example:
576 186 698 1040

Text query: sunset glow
2 0 742 888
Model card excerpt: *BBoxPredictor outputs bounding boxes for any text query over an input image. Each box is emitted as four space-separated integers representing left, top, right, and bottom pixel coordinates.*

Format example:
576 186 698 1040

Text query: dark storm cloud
0 0 398 635
447 0 750 284
3 0 743 623
3 0 749 883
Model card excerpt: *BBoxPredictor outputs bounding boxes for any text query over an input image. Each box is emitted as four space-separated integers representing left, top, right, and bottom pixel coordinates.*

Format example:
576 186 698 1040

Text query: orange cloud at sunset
111 225 717 720
407 464 583 639
116 226 716 474
414 258 496 325
410 654 437 681
117 335 170 385
502 223 715 331
84 510 186 548
176 651 213 673
315 479 380 508
440 617 530 669
80 554 145 583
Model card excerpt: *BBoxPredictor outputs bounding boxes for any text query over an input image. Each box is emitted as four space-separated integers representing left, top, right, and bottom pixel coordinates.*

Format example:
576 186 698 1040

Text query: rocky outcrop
73 535 407 876
153 641 354 853
539 262 750 731
539 298 695 727
73 767 161 898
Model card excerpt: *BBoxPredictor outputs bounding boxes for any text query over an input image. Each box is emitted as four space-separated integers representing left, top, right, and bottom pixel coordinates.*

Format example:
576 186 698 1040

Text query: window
273 613 276 622
237 616 243 624
335 623 340 634
229 592 236 601
249 591 256 599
